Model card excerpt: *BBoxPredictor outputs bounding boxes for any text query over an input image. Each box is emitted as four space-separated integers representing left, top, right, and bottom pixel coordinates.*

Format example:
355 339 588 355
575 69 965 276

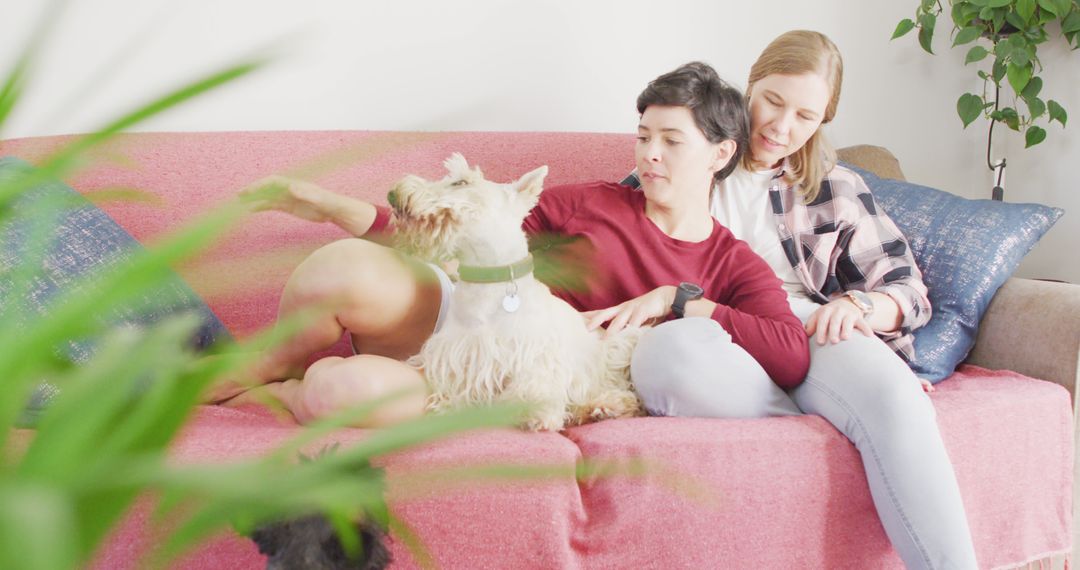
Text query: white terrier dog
389 154 643 431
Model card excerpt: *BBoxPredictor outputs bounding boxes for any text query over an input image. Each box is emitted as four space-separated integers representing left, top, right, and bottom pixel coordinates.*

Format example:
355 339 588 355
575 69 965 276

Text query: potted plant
893 0 1077 149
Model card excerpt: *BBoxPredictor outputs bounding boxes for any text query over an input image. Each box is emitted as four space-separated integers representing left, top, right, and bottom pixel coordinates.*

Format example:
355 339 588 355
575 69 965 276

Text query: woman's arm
584 269 810 388
240 175 389 237
831 171 932 336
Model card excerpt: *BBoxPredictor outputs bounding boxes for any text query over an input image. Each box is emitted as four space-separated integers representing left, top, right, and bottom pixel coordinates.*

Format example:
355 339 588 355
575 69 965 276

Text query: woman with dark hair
220 61 809 429
625 32 978 570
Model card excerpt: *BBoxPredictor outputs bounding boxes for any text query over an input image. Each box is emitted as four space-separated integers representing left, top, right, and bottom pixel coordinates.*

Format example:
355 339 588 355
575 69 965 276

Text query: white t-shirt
711 167 812 302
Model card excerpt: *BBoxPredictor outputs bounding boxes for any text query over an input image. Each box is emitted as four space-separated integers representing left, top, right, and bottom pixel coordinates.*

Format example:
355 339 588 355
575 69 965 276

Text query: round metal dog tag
502 294 521 313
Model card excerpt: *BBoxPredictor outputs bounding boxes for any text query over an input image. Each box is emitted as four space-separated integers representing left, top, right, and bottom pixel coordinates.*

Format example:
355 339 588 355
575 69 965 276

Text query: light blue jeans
630 311 978 570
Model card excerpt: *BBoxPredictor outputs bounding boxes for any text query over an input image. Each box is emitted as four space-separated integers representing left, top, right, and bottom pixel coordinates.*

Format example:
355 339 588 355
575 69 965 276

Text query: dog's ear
444 153 484 185
514 165 548 205
444 153 470 177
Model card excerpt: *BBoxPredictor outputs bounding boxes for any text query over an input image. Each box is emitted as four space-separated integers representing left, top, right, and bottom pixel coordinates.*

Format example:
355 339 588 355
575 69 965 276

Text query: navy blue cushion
0 156 231 425
844 164 1063 382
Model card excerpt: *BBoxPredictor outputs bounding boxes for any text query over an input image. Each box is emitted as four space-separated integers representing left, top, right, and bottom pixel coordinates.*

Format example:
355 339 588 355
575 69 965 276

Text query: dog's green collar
458 254 534 283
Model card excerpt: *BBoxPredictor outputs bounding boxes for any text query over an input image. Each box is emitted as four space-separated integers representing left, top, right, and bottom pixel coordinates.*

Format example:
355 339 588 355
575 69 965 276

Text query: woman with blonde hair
625 31 978 569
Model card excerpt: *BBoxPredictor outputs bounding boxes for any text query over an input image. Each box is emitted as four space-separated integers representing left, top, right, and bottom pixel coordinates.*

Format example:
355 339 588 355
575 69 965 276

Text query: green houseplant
893 0 1078 148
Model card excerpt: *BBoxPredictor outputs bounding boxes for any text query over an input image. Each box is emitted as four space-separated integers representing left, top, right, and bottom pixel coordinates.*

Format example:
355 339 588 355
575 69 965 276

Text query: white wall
3 0 1076 282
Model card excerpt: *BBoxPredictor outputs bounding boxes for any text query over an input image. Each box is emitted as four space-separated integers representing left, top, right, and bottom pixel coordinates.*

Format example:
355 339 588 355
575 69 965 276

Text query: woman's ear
711 139 737 173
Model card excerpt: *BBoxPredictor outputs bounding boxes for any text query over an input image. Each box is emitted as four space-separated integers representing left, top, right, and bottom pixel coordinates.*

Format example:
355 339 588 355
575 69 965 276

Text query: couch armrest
836 145 907 181
965 277 1080 405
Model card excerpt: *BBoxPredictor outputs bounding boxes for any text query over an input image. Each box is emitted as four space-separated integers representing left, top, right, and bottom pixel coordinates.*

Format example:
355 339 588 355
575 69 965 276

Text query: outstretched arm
240 175 390 237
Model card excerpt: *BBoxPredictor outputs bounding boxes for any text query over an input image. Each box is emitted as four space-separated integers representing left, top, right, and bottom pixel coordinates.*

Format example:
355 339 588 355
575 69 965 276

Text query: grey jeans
630 311 978 570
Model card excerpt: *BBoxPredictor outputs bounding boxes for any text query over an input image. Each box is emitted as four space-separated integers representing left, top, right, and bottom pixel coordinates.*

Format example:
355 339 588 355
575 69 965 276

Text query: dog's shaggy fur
391 154 643 431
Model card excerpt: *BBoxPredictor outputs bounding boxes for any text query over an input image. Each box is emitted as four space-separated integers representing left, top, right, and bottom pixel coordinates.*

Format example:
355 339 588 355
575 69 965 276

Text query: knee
631 319 725 400
297 355 427 425
798 346 933 436
631 318 790 418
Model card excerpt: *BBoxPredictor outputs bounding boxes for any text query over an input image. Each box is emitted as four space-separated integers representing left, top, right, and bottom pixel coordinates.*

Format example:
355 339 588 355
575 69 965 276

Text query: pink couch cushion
89 366 1070 570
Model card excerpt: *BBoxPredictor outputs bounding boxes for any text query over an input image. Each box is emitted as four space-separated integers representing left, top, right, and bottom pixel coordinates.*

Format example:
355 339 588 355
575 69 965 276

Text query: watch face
679 282 704 298
846 290 873 313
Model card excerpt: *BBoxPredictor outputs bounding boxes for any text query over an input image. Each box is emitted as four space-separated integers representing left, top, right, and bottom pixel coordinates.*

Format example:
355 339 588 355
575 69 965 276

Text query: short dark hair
636 61 749 182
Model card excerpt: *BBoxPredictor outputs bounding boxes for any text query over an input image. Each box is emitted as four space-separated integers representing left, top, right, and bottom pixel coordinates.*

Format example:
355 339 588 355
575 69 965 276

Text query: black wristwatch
671 282 704 318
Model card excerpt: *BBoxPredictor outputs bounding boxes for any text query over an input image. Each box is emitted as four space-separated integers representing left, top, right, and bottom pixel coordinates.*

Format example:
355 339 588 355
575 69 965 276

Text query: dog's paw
581 391 642 422
589 406 618 420
523 410 568 432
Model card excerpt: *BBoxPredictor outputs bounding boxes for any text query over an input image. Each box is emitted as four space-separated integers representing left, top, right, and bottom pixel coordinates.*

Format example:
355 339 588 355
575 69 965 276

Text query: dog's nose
387 188 400 209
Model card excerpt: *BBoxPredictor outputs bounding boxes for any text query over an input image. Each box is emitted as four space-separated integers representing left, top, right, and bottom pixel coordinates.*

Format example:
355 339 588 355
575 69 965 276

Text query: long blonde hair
743 30 843 203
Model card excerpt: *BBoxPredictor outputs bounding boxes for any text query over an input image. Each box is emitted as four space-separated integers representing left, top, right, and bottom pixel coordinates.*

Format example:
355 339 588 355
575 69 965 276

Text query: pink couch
2 131 1075 569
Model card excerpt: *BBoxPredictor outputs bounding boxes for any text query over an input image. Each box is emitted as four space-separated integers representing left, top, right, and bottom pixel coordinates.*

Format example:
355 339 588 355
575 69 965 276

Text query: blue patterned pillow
844 164 1063 382
0 156 232 425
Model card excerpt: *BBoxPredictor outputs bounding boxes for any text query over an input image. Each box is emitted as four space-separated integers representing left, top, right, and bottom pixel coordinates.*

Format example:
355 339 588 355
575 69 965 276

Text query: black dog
251 514 391 570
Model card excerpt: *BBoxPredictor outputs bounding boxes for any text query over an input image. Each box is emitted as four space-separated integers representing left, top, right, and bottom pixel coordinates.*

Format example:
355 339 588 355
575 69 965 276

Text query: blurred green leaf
1039 0 1061 16
17 317 199 481
958 93 984 127
993 9 1008 31
1048 99 1068 125
1063 9 1080 32
1021 75 1044 99
953 25 983 45
0 483 78 570
0 196 246 446
1025 125 1048 146
1054 0 1073 18
1006 61 1033 92
918 13 938 53
893 19 917 39
1006 10 1030 30
1001 107 1022 129
1027 96 1047 118
992 57 1008 81
1018 0 1039 22
966 45 991 63
388 511 435 570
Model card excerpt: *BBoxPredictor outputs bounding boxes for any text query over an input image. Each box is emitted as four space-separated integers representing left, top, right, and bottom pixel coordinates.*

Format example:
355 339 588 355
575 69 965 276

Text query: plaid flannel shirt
622 162 931 362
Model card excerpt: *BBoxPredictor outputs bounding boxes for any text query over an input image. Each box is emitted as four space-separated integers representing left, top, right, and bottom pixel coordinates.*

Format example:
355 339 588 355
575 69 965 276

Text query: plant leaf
918 13 937 54
1038 0 1060 16
0 484 79 570
1063 10 1080 33
1025 125 1047 147
957 93 985 127
993 9 1008 31
1010 44 1032 67
1048 99 1068 126
1054 0 1072 19
892 18 916 39
1005 11 1028 32
1017 0 1038 22
1001 107 1021 130
1006 62 1033 93
966 45 991 64
1021 76 1043 100
988 0 1013 8
1027 96 1047 118
953 26 983 46
992 58 1008 82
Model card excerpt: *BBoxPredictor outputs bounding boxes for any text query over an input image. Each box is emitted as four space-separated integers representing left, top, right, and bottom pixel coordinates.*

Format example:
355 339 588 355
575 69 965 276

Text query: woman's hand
804 298 874 346
239 175 339 223
582 286 676 336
